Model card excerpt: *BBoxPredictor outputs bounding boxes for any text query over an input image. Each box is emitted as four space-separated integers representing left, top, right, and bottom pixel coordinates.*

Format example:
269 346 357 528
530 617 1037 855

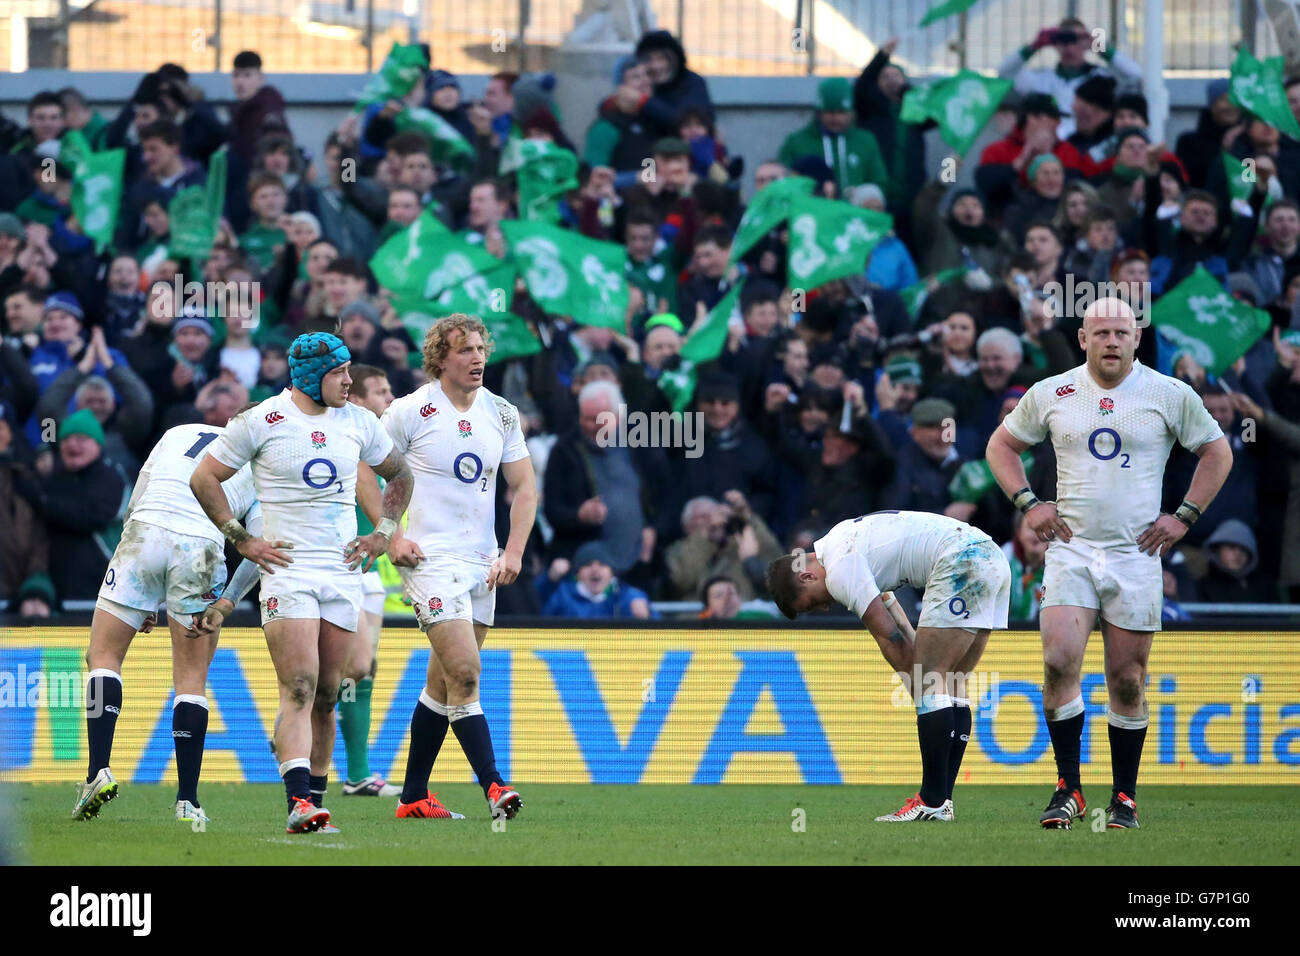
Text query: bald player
986 298 1233 829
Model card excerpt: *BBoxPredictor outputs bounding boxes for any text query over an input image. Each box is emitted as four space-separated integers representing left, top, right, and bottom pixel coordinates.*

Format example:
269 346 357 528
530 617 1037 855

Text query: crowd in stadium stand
1 17 1299 622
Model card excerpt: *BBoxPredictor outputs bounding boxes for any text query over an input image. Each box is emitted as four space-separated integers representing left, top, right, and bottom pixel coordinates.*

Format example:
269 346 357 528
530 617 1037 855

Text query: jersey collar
1083 358 1142 392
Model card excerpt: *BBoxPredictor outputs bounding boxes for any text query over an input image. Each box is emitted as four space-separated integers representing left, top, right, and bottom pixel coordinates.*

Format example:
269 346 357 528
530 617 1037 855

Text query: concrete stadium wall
1 71 1224 196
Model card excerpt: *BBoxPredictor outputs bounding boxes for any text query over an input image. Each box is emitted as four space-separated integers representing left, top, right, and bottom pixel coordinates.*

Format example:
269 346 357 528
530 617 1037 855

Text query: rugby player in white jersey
73 418 260 825
189 333 413 834
382 314 538 822
766 510 1012 821
987 298 1233 829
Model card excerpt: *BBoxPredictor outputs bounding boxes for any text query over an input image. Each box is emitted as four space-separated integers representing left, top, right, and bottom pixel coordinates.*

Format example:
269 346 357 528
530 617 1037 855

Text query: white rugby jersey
1001 360 1222 549
382 379 528 563
815 511 973 618
210 389 394 569
128 423 259 543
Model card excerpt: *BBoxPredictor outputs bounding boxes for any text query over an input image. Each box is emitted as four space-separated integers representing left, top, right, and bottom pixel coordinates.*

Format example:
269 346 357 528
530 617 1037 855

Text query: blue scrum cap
288 332 351 402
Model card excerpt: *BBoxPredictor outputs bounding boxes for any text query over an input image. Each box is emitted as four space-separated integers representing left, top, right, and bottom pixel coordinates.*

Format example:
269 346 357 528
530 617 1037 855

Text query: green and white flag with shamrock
728 175 814 266
511 140 580 223
395 107 476 171
355 42 429 108
655 279 748 412
1228 48 1300 140
900 70 1012 157
502 220 628 329
786 195 891 291
60 129 125 254
395 262 538 363
1151 265 1272 376
370 208 499 302
681 279 745 364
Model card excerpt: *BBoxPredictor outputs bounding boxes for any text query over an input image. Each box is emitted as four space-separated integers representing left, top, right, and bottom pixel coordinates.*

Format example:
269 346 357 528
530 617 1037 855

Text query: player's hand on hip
487 550 522 591
1137 514 1187 557
345 532 387 572
387 536 424 568
1025 501 1072 544
237 536 294 573
138 611 158 634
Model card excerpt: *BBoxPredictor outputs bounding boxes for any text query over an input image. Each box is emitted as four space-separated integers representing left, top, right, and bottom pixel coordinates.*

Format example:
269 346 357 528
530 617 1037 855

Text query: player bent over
383 314 538 821
987 298 1232 829
766 511 1011 822
190 333 413 834
74 421 260 824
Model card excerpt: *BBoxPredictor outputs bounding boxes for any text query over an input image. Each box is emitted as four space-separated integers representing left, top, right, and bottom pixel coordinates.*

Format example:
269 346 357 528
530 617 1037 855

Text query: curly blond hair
421 313 494 379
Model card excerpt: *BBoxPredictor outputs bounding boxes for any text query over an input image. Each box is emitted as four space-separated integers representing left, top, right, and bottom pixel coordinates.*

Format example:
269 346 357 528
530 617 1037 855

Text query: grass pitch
7 783 1295 865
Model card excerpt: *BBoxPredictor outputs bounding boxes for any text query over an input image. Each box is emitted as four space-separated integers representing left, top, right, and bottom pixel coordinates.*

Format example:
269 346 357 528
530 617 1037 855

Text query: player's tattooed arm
371 449 414 534
346 451 413 571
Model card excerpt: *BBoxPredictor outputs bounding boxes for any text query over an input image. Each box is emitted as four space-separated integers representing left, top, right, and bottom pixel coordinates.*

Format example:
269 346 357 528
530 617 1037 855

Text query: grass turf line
8 783 1296 865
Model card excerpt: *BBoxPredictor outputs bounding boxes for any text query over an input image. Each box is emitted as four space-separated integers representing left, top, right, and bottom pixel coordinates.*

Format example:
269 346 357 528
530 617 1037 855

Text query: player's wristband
1012 487 1040 514
1172 501 1202 528
374 517 398 541
220 519 250 545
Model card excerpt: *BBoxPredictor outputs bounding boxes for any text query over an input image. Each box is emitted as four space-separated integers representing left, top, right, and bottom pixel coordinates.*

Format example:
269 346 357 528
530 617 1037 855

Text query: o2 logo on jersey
420 403 438 418
948 597 970 619
310 430 326 448
427 597 443 618
1098 397 1115 416
265 412 285 425
1088 427 1130 468
458 419 473 438
1055 384 1075 397
302 457 342 490
453 452 484 484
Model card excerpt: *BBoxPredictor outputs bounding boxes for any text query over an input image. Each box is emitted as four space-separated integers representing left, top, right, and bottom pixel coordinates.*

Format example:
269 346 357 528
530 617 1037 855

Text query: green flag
356 42 429 108
1152 265 1272 376
900 70 1012 156
168 186 214 259
1228 48 1300 140
509 140 579 223
395 262 536 363
502 220 629 329
728 176 814 266
786 196 891 291
657 360 699 414
59 128 92 174
682 279 745 364
396 107 476 171
483 309 542 362
1222 152 1254 204
60 129 125 255
370 208 498 300
166 151 226 260
918 0 980 28
205 148 227 229
71 148 125 255
899 267 968 316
